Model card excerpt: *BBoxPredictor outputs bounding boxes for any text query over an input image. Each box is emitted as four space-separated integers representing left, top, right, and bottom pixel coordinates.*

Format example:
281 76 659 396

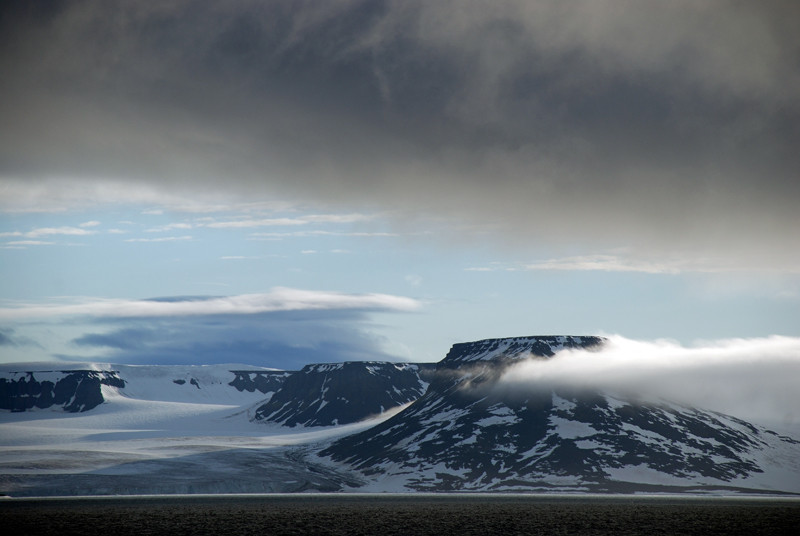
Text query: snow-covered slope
0 362 405 496
106 363 288 405
0 363 288 412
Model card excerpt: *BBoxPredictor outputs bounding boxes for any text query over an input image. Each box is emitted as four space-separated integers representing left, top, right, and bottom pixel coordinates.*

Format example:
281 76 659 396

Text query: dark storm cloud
2 0 799 268
69 310 400 368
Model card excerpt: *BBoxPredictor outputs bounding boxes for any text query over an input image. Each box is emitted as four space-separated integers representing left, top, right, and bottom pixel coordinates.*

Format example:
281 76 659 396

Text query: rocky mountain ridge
0 361 432 426
0 370 126 412
2 335 798 495
253 361 432 427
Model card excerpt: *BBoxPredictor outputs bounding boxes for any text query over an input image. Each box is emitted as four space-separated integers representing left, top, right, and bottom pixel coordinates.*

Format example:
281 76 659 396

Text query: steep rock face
254 362 433 427
0 371 125 412
228 370 290 394
320 336 797 492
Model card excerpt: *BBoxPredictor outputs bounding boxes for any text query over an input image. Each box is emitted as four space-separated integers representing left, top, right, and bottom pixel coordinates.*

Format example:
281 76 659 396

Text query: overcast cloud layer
2 0 799 270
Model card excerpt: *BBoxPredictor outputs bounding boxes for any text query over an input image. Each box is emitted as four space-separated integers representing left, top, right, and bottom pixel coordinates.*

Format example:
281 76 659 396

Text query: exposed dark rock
0 371 125 413
254 362 433 427
228 370 290 394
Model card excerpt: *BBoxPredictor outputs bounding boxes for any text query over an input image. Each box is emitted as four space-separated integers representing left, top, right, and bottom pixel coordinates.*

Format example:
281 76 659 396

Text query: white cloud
522 255 682 274
0 180 294 215
467 254 792 275
251 230 399 238
124 236 192 243
205 218 308 229
498 335 800 428
219 255 280 260
146 222 193 232
1 225 99 245
303 213 374 224
5 240 55 246
203 213 373 229
0 288 421 320
79 220 101 227
24 226 97 238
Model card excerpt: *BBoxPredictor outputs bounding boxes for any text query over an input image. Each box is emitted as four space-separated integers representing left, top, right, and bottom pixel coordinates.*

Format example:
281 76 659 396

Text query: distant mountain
2 336 798 496
228 370 292 394
0 361 432 426
0 365 287 412
319 336 800 493
253 361 433 427
0 370 125 412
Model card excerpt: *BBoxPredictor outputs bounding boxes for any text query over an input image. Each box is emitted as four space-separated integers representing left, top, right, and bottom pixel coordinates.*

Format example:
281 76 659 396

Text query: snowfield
0 363 403 495
2 349 799 497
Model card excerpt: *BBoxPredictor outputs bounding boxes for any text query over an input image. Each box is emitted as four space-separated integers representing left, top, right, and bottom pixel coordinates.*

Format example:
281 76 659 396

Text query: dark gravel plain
2 494 799 536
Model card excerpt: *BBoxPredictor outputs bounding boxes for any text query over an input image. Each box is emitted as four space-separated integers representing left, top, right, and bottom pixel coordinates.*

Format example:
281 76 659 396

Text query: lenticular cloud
499 335 800 430
0 288 421 320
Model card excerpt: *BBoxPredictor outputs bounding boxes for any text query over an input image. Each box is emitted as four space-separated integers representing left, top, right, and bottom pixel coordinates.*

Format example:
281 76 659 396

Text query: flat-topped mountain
441 336 604 365
319 336 799 493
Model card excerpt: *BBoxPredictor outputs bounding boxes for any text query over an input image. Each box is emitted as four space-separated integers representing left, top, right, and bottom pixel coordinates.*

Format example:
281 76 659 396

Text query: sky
1 0 799 369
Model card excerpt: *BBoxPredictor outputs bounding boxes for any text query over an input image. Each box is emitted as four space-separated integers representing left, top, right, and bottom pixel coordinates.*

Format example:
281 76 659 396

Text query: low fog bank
498 335 800 434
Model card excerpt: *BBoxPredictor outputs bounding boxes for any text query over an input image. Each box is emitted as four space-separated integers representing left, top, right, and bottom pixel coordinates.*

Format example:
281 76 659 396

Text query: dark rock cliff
0 371 125 412
228 370 291 394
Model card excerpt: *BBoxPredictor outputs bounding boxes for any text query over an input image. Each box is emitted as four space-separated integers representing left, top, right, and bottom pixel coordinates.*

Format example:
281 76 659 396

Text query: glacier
1 336 799 497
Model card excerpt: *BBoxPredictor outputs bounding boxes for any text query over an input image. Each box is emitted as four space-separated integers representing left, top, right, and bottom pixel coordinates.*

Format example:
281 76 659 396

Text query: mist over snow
498 335 800 432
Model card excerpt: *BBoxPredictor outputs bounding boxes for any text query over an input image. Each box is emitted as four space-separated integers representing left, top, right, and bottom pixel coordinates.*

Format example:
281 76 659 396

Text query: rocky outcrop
228 370 290 394
0 370 125 412
254 362 433 427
